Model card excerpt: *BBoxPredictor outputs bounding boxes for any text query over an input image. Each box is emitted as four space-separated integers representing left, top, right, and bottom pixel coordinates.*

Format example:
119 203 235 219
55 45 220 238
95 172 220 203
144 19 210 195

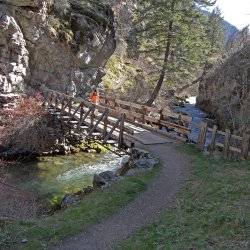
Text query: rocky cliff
0 0 116 95
197 42 250 134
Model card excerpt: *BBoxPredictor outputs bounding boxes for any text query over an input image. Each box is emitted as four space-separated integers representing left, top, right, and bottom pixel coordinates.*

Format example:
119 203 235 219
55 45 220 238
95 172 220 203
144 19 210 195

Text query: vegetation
0 166 159 249
133 0 220 105
120 145 250 249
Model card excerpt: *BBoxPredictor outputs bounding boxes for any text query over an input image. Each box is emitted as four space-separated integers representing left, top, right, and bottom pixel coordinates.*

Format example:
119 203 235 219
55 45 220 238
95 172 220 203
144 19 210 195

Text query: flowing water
174 96 214 144
5 151 121 205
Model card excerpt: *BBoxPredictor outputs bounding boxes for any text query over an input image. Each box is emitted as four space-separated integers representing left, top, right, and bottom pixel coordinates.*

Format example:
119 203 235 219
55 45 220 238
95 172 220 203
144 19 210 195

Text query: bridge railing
41 87 192 143
99 94 192 137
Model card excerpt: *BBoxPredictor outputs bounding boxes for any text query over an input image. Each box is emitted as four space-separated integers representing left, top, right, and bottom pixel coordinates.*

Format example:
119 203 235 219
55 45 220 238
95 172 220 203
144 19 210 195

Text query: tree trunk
146 1 175 106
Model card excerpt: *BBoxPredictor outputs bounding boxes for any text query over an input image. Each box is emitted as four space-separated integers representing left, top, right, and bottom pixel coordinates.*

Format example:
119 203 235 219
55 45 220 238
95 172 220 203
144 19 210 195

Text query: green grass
120 145 250 250
0 167 159 250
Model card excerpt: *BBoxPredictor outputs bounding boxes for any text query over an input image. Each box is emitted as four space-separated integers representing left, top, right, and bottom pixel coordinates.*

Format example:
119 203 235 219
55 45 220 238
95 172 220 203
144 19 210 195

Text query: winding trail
53 141 190 250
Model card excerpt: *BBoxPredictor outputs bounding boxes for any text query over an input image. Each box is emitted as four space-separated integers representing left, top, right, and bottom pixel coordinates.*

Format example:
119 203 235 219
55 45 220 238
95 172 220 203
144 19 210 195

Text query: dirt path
53 141 190 250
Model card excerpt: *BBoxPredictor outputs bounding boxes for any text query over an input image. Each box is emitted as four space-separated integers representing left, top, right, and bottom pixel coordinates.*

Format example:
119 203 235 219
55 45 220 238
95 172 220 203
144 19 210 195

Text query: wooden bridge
42 88 192 155
41 87 250 160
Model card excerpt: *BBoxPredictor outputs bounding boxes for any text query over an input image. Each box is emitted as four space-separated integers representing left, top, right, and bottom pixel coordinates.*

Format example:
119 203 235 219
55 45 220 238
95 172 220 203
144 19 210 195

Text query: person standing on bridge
89 86 100 105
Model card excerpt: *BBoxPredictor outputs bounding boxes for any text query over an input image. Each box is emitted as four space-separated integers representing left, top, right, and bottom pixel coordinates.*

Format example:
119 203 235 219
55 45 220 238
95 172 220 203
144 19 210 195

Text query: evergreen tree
206 7 225 55
134 0 215 105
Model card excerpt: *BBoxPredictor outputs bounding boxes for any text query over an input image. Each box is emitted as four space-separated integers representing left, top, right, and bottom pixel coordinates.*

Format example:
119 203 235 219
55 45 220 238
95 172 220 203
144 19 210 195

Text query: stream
174 96 214 144
4 151 121 206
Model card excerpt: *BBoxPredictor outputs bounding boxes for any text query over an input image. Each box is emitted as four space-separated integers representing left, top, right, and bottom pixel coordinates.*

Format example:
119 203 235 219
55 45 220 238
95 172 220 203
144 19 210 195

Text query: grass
120 145 250 250
0 166 159 250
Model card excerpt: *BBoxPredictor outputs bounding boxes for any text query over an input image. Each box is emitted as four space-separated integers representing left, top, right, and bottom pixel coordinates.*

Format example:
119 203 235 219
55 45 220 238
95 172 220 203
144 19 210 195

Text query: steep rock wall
197 43 250 134
0 0 116 95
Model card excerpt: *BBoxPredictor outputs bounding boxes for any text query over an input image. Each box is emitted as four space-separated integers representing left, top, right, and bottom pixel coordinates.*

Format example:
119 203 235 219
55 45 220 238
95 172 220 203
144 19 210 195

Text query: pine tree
206 7 225 55
134 0 215 105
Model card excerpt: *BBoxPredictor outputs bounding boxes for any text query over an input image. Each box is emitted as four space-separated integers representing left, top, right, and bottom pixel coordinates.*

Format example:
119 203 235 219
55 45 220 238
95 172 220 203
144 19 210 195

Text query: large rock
0 0 116 95
93 171 117 188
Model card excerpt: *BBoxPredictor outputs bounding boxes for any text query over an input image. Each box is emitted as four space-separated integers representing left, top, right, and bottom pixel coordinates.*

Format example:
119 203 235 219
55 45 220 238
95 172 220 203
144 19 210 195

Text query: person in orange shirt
89 87 100 105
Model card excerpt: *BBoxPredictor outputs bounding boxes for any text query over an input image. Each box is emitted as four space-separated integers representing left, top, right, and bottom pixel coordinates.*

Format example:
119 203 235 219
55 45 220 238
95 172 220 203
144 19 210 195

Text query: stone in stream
61 194 81 208
93 171 118 188
117 155 131 176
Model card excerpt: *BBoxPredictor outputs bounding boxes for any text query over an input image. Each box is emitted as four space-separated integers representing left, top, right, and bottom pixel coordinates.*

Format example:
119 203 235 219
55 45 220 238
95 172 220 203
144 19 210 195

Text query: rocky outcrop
197 43 250 134
0 0 116 95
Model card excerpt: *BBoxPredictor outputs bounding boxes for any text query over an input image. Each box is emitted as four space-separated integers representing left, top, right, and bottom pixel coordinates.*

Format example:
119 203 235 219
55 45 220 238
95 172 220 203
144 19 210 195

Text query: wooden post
142 106 147 124
90 105 95 127
55 95 58 108
79 103 84 121
68 99 72 115
50 93 54 107
223 129 231 158
241 133 250 159
105 96 108 107
103 108 109 139
159 109 164 130
209 125 218 154
118 113 125 149
61 98 65 110
197 122 207 151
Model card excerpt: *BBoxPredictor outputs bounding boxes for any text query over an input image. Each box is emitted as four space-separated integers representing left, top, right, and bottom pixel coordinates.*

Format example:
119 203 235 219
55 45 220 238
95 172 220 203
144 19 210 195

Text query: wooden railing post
61 98 65 110
68 98 72 114
142 105 147 124
209 125 218 154
79 103 84 121
103 108 109 139
118 113 125 149
54 94 59 108
197 122 207 151
241 133 250 159
223 129 231 158
90 105 95 127
159 109 164 130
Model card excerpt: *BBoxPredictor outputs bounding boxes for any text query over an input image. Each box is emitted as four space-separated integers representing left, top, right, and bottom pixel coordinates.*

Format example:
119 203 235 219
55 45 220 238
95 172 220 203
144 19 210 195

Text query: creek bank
0 112 108 162
59 148 158 211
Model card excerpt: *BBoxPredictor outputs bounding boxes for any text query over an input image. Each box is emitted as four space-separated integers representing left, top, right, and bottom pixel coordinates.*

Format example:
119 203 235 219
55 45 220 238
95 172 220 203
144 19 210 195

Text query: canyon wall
197 42 250 134
0 0 116 95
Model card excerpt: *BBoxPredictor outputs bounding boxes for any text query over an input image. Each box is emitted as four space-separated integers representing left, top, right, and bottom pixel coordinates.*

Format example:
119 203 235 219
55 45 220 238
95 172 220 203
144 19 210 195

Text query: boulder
93 171 117 188
93 174 106 188
117 155 131 176
61 194 80 208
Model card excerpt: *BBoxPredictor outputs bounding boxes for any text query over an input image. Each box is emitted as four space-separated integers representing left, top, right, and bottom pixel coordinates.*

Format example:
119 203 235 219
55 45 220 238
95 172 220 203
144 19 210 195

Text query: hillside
197 39 250 134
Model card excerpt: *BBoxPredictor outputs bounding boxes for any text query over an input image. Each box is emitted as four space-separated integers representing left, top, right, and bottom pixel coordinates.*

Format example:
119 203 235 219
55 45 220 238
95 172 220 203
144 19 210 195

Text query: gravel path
53 142 190 250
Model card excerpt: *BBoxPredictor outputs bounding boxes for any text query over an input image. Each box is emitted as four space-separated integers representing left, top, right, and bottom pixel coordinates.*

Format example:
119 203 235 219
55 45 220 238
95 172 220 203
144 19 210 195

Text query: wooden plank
223 129 231 158
88 109 108 137
77 106 93 129
197 122 207 150
209 125 218 154
215 142 241 154
106 118 134 135
68 103 82 121
103 118 121 144
129 120 187 142
241 133 250 159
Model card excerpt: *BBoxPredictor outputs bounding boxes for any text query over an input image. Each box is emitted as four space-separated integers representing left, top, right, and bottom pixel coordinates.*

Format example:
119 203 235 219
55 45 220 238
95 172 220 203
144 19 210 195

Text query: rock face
197 43 250 134
0 0 116 95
